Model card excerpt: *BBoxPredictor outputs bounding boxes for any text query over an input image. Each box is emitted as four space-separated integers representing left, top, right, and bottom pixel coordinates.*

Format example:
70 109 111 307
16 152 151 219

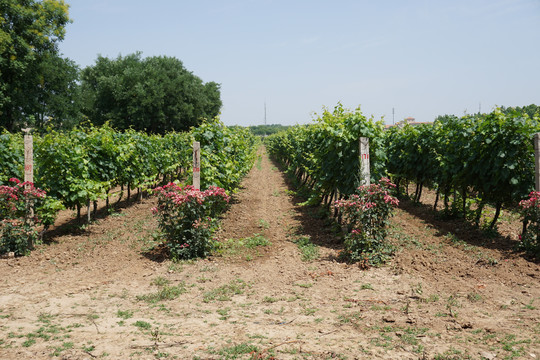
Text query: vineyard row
266 105 540 229
0 119 257 227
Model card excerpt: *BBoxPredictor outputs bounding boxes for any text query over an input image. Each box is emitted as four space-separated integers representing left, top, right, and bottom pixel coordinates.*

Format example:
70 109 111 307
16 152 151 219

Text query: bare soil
0 147 539 360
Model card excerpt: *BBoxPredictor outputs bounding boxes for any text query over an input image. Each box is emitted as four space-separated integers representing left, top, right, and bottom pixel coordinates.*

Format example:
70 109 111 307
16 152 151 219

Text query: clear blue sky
59 0 540 126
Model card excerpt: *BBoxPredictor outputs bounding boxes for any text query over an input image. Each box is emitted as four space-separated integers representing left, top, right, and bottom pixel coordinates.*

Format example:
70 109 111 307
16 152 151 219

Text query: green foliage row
34 124 193 209
266 104 394 265
266 103 540 257
192 119 258 192
265 103 387 200
0 132 24 185
386 107 540 228
0 119 256 218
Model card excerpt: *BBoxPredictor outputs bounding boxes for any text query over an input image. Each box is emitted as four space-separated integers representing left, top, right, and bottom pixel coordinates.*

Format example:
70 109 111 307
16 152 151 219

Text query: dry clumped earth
0 147 539 360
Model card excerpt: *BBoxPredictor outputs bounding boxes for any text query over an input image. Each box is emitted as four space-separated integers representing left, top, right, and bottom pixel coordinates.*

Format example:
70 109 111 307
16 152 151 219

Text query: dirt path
0 147 539 359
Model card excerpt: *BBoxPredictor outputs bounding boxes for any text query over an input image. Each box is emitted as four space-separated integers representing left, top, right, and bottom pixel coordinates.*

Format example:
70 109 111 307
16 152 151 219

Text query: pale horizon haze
59 0 540 126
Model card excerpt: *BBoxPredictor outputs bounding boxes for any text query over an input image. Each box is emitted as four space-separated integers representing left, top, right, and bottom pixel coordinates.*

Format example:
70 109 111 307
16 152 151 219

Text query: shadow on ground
397 196 540 263
42 191 152 244
268 157 344 262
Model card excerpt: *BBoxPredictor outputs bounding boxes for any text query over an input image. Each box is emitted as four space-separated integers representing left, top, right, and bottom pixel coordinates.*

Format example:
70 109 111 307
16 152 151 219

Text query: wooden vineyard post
359 137 370 186
193 141 200 190
535 133 540 191
22 128 35 248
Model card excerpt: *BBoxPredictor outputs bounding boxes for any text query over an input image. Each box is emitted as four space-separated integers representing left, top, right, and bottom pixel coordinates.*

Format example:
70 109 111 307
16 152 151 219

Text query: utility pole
264 101 267 126
392 107 395 125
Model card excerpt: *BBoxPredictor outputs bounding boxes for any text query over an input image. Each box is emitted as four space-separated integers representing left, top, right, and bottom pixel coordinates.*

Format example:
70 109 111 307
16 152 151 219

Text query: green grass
524 299 536 310
116 310 134 319
209 342 260 357
216 234 271 257
19 314 68 347
291 235 319 262
258 219 270 229
136 283 186 303
167 262 184 273
203 279 248 302
22 338 36 347
151 276 170 287
51 341 73 357
134 321 151 330
82 344 95 353
466 292 482 302
302 307 317 316
445 297 459 318
500 333 531 358
433 347 473 359
0 312 11 319
337 311 363 325
216 308 230 320
421 294 440 303
243 234 271 248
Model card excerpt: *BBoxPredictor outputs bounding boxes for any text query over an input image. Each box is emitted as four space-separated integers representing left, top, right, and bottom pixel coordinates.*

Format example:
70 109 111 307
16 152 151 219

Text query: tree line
0 0 222 134
248 124 291 136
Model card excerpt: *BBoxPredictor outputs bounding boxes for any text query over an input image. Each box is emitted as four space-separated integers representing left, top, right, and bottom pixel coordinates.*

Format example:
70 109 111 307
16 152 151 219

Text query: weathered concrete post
22 128 33 185
535 133 540 191
193 141 200 190
22 128 35 247
359 137 370 186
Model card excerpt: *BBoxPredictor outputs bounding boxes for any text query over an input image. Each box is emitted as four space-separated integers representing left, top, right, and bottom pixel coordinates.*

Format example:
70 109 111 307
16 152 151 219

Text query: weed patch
216 234 271 257
290 235 319 261
116 310 134 319
134 321 151 330
203 279 248 302
136 283 186 303
209 342 260 357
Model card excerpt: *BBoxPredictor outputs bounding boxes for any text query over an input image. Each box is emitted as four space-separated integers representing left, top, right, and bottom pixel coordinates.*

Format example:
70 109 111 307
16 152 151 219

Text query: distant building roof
407 121 432 127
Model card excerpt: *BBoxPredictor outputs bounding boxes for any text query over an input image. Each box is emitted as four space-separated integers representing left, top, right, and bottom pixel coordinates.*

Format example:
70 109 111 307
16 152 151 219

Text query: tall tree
32 53 81 130
0 0 71 132
80 53 222 134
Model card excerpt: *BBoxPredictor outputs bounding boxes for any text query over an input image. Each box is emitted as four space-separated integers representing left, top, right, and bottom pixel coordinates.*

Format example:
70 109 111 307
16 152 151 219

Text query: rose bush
335 177 399 266
153 183 229 260
0 178 63 256
518 191 540 257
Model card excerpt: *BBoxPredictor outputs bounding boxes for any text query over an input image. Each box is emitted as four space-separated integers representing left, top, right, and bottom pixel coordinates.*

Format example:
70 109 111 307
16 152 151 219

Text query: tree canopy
0 0 73 132
501 104 539 119
80 53 222 134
